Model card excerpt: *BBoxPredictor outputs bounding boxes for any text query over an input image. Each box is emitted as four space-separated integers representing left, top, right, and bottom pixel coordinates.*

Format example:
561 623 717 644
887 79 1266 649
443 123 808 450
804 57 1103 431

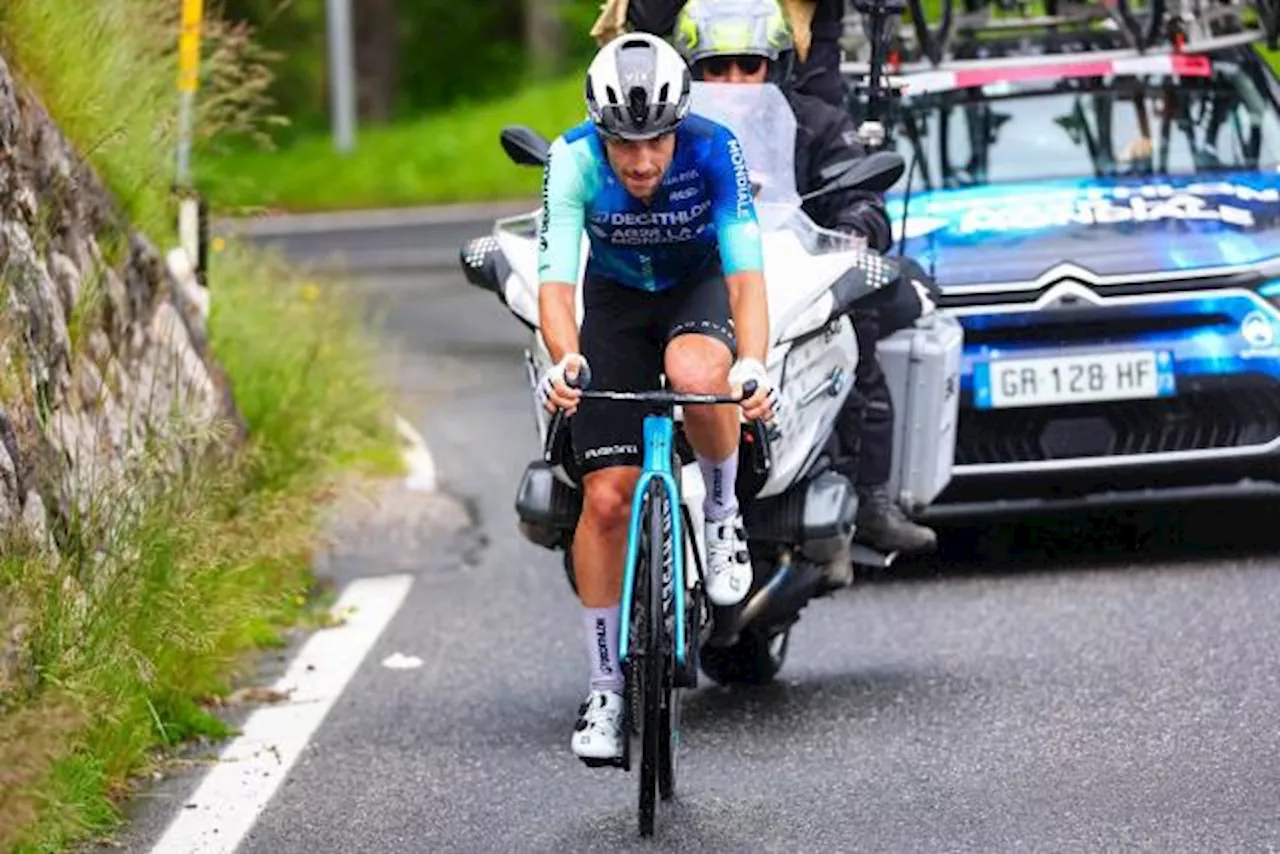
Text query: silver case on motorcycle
876 311 963 512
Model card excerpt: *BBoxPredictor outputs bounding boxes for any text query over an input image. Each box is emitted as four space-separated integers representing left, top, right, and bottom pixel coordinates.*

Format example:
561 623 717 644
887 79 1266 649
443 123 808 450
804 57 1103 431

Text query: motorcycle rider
673 0 938 565
593 0 850 107
538 32 779 765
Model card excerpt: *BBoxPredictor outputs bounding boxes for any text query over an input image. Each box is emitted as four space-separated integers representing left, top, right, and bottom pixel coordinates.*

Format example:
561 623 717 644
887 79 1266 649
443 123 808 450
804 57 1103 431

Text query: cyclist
673 0 938 567
537 32 779 765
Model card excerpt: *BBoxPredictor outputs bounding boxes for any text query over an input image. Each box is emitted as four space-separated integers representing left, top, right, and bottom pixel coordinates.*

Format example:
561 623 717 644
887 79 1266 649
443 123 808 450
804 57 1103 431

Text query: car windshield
889 61 1280 191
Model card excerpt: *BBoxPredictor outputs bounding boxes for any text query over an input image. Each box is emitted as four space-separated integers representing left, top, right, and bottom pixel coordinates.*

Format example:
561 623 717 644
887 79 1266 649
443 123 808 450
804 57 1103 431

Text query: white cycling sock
698 449 740 522
583 606 624 694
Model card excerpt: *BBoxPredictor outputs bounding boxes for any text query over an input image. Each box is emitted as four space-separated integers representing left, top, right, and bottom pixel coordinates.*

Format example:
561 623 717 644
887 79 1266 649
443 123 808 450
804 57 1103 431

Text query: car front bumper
930 282 1280 513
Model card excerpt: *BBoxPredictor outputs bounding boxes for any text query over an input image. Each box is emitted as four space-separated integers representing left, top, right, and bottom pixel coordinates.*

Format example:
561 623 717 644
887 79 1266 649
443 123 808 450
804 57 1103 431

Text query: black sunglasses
699 54 766 76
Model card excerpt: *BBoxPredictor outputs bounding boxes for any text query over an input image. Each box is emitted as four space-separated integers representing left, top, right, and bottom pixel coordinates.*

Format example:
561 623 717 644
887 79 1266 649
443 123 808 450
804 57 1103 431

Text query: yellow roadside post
175 0 209 286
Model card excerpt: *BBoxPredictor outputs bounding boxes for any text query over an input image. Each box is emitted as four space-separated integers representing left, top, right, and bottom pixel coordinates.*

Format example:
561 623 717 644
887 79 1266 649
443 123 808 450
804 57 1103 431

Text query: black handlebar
559 362 756 405
541 370 772 479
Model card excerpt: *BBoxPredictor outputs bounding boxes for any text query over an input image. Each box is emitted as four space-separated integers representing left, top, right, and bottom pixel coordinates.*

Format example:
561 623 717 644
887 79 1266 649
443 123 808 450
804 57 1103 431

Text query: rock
0 432 16 531
19 490 50 555
0 46 244 686
48 251 80 317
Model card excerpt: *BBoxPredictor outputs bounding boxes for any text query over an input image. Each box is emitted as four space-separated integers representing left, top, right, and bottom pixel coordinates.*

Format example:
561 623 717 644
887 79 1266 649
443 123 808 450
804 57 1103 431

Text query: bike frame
540 379 763 677
538 379 765 836
618 413 689 669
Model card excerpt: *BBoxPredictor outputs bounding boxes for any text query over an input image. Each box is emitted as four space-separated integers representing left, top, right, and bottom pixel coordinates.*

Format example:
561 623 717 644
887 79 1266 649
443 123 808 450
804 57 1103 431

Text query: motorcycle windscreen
689 81 802 219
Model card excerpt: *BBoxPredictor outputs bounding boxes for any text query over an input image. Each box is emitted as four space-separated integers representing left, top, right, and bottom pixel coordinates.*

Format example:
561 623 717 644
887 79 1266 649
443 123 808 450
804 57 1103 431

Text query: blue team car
858 0 1280 513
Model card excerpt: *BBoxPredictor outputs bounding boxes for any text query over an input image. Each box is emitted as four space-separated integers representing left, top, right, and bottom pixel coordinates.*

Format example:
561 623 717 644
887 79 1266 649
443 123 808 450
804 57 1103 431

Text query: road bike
544 372 767 837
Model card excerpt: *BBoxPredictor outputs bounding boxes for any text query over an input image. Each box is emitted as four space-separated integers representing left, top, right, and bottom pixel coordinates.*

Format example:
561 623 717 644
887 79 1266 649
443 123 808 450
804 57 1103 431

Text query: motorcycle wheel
699 625 791 686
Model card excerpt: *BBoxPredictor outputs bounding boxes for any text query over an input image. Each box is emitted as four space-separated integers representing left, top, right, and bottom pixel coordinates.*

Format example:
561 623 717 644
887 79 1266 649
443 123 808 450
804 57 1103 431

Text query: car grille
956 385 1280 465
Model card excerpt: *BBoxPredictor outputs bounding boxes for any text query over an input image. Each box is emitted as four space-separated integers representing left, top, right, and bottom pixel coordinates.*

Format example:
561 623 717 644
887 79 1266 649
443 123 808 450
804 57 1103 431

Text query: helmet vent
627 86 651 125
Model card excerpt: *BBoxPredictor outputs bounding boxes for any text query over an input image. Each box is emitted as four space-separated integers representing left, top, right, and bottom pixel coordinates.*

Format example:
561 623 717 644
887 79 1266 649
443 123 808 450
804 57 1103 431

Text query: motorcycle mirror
802 151 906 202
500 125 551 168
816 158 860 186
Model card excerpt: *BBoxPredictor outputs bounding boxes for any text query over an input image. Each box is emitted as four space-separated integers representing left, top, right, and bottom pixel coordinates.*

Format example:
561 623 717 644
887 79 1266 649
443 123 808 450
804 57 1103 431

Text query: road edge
216 199 537 237
396 414 437 493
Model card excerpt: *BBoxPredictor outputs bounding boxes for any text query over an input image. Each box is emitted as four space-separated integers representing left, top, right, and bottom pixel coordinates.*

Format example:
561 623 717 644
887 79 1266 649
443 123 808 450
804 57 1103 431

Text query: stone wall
0 51 237 600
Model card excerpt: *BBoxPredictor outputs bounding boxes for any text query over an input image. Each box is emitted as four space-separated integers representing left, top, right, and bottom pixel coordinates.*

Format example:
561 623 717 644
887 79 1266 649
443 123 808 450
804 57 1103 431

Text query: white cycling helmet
585 33 692 141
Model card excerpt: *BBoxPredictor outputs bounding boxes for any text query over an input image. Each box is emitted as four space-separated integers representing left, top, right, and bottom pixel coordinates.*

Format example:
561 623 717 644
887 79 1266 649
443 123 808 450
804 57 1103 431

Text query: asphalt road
117 220 1280 853
216 202 534 273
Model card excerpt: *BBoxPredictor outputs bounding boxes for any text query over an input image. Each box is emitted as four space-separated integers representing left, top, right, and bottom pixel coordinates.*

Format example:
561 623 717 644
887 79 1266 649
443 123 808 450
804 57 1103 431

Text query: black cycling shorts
572 257 737 475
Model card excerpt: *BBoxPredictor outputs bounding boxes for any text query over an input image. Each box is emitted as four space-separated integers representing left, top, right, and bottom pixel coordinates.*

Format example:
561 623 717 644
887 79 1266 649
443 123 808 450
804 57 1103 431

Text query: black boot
855 485 938 554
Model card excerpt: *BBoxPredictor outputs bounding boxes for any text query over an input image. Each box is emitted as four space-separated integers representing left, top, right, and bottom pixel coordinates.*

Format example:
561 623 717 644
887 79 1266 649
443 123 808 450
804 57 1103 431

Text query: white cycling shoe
705 513 752 606
572 690 624 766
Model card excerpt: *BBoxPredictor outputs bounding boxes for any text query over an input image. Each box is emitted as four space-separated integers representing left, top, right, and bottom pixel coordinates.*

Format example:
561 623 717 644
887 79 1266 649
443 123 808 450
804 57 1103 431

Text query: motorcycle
459 81 962 686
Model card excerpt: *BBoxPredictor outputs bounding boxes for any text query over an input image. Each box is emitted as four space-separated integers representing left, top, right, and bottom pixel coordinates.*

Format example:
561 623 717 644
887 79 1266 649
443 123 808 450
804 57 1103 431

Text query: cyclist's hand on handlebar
537 353 588 415
729 358 780 425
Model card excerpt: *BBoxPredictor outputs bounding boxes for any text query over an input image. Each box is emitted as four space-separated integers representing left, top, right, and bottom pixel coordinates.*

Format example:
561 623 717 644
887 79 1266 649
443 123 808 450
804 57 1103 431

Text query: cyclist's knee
582 468 640 532
665 335 731 394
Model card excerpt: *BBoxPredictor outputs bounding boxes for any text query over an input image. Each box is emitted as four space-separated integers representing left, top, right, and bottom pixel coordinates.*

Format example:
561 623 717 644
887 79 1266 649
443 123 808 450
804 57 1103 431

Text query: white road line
395 414 438 493
149 573 414 854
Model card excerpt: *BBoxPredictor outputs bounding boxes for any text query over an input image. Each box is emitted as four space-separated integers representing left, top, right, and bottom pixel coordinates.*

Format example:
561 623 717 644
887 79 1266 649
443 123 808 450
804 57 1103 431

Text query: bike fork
677 502 703 690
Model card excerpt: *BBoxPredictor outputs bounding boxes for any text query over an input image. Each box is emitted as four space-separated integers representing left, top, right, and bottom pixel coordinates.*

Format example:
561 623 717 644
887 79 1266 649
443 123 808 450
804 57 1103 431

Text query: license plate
974 350 1176 409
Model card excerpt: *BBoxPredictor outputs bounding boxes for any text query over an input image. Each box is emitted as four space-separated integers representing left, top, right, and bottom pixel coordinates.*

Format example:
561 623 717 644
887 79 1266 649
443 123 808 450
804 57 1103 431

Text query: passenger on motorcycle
537 32 779 765
616 0 850 107
673 0 938 568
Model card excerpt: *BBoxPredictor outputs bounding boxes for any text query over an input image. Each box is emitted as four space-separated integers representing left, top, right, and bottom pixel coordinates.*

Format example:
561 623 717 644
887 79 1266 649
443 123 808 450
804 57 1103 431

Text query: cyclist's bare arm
540 282 579 360
538 136 588 411
725 270 768 365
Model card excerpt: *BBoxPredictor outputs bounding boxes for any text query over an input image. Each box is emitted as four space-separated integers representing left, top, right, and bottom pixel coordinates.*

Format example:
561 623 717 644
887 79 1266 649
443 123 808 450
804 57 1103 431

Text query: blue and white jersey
537 114 764 292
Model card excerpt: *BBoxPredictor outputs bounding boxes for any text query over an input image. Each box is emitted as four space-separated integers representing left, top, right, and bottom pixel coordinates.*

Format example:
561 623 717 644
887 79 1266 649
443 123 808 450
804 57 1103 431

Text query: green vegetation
0 0 277 238
202 75 584 213
0 0 400 851
214 0 602 140
1 241 399 853
0 0 180 238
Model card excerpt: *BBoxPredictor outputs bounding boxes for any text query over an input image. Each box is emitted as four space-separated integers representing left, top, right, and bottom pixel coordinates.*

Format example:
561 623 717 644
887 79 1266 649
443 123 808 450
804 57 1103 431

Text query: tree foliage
214 0 603 140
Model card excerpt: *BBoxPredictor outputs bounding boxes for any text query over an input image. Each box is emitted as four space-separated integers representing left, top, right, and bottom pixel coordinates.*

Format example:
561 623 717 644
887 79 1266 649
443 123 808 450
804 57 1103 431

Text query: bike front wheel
630 479 666 837
655 485 683 802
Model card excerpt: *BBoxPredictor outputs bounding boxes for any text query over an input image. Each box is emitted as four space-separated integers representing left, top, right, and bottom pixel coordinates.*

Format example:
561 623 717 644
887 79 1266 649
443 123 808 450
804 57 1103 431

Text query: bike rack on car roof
838 0 1280 161
841 0 1280 76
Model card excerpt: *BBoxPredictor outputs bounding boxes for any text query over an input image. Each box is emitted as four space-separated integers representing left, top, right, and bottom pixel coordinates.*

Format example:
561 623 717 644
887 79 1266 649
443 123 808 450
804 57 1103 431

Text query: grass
0 0 277 238
0 0 402 850
0 1 175 238
201 74 586 214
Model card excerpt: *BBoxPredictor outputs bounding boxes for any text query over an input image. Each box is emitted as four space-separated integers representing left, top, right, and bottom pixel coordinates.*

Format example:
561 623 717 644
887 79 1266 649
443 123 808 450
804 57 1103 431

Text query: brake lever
543 410 567 464
541 362 592 465
736 379 775 477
